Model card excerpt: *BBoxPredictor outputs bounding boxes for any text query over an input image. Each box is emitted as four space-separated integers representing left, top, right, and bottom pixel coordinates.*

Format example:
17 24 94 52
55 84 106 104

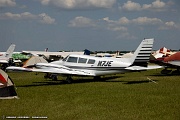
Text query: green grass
1 69 180 120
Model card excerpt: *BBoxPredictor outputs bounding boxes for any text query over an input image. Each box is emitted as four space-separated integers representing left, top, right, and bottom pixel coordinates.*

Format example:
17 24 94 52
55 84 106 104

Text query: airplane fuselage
50 54 132 76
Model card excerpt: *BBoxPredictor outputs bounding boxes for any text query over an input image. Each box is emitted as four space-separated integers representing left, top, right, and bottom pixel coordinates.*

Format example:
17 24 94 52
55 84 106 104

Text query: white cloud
0 12 36 20
118 17 130 25
69 16 96 27
159 21 179 30
120 1 141 11
132 17 163 25
39 13 55 24
69 16 179 33
119 0 169 12
0 12 55 24
151 0 165 9
40 0 50 5
107 26 127 32
39 0 116 9
0 0 16 7
101 16 163 26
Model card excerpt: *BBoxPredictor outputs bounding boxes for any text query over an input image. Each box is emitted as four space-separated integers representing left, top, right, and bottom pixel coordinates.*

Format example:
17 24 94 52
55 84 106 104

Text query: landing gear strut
65 75 73 84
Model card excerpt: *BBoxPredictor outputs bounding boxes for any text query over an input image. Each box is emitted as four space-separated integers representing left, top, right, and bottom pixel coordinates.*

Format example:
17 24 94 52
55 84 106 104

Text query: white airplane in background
7 38 162 83
22 50 87 62
0 44 15 64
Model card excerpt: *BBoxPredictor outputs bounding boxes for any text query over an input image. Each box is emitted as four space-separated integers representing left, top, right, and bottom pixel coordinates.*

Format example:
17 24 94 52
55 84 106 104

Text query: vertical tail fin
130 38 154 67
5 44 15 58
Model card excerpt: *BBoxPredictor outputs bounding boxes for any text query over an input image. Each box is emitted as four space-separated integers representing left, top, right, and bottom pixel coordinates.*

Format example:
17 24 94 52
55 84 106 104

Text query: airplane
151 51 180 75
6 38 162 83
22 49 90 62
0 44 22 70
0 44 15 64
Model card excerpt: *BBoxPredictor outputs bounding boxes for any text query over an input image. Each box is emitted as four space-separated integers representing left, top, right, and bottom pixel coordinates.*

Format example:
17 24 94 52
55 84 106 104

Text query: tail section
5 44 16 58
130 38 154 67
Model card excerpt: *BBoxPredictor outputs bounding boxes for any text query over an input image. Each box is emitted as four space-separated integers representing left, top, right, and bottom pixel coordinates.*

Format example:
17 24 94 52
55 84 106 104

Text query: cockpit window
87 59 95 64
78 57 87 63
67 56 78 63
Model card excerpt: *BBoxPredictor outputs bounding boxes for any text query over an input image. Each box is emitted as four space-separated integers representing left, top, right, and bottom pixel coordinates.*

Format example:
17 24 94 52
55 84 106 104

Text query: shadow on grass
124 80 158 84
17 80 64 87
148 73 180 77
18 76 123 87
17 75 157 87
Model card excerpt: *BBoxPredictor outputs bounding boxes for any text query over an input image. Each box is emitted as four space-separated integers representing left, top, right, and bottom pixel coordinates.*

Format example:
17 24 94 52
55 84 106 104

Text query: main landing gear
161 68 172 75
44 73 73 84
65 75 73 84
44 73 58 81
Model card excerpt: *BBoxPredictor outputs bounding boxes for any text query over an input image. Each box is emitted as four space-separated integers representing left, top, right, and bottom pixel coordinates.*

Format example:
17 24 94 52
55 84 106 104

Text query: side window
78 57 87 63
67 57 78 63
87 59 95 64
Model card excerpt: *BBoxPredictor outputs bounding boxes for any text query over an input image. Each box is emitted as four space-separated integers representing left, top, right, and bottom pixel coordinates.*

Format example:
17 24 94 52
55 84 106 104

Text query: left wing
6 63 93 76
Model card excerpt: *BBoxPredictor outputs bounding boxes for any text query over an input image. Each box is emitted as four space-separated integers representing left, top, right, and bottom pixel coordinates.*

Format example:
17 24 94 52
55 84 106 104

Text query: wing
6 63 93 76
0 60 8 64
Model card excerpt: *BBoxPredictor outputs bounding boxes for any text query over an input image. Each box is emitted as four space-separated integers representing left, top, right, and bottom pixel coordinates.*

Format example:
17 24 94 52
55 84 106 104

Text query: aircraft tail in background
4 44 16 59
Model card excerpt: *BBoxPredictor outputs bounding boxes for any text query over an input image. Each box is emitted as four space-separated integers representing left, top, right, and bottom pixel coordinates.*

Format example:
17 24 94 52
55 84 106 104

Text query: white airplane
22 50 86 62
6 38 162 83
0 44 15 64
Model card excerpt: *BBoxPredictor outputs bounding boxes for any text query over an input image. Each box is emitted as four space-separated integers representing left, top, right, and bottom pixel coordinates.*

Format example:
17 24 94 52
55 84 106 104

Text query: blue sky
0 0 180 51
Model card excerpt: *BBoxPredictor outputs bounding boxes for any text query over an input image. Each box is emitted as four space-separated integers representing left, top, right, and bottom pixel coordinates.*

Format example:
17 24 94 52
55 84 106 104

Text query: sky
0 0 180 52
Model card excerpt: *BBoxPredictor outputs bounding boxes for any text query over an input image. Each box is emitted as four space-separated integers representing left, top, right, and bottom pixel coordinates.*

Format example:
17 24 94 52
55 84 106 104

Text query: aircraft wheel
44 73 51 79
161 69 172 75
51 75 58 81
94 76 101 80
66 76 73 84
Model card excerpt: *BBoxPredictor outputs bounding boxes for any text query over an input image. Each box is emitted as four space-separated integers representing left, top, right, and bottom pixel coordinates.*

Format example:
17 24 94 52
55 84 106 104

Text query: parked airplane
151 51 180 75
0 44 15 64
0 44 22 70
22 49 90 62
6 38 162 83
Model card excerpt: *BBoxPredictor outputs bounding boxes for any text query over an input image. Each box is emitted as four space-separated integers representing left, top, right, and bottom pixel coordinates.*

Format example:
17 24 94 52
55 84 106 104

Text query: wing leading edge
6 63 94 76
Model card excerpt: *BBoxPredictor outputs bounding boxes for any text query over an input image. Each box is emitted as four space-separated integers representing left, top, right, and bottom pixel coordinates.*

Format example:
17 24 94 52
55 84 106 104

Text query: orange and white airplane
7 38 162 83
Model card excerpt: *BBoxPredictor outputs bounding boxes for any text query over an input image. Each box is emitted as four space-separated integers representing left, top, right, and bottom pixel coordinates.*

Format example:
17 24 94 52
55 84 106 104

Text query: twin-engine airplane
7 38 162 83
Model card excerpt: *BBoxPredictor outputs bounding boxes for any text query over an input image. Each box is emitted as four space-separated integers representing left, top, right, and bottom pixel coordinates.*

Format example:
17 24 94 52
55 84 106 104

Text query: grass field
1 69 180 120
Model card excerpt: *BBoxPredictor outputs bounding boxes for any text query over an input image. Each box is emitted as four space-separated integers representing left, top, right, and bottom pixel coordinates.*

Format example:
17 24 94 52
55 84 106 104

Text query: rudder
130 38 154 67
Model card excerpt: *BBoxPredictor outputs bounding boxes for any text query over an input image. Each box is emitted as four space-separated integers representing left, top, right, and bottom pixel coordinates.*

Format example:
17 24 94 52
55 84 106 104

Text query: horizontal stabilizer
125 65 163 71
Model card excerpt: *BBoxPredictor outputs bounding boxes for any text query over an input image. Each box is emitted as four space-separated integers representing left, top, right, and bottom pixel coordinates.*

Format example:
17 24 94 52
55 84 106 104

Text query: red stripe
0 73 7 84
